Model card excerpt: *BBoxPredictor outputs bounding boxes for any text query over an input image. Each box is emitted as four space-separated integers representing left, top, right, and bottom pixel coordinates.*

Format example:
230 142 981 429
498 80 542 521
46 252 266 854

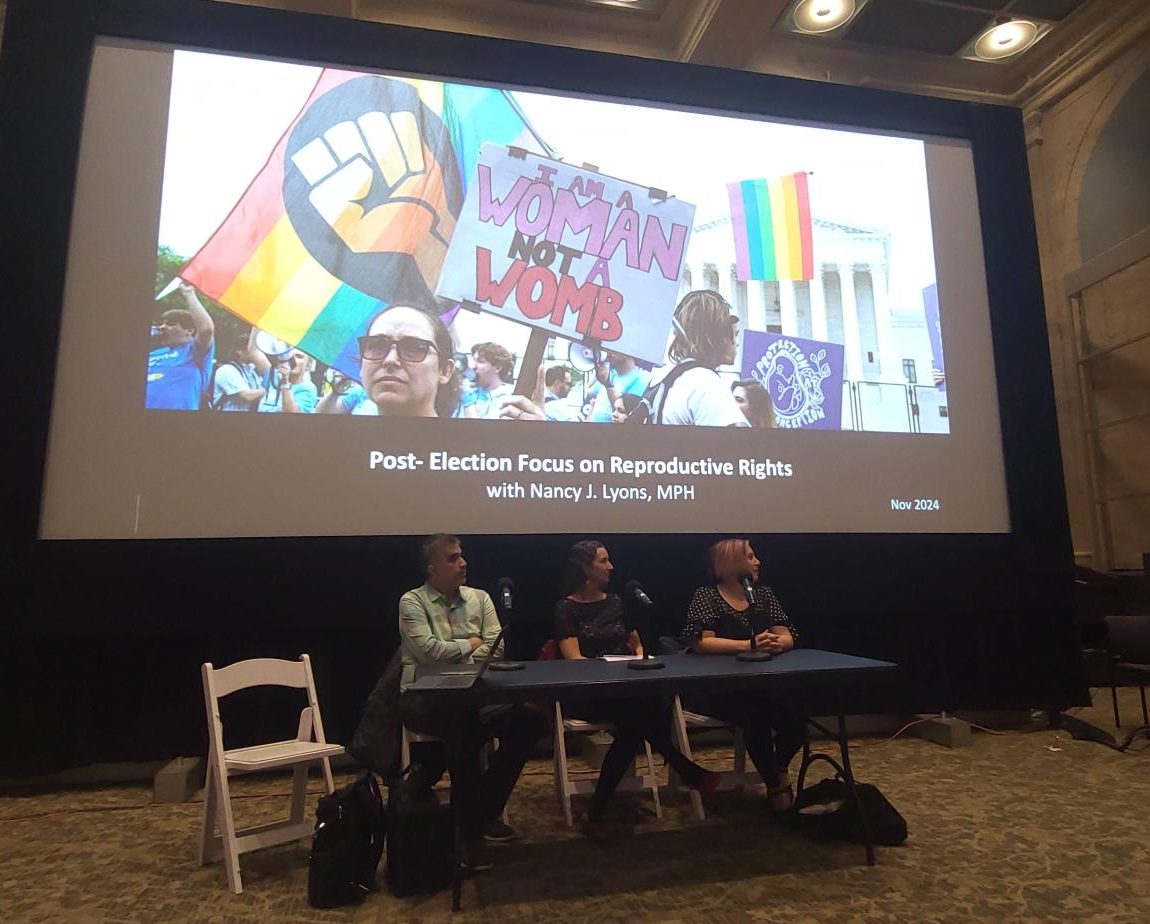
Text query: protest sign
742 330 845 430
436 143 695 365
923 283 945 392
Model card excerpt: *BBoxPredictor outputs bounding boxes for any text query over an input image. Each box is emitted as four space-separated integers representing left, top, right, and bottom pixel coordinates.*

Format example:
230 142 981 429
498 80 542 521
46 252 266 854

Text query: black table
408 649 898 910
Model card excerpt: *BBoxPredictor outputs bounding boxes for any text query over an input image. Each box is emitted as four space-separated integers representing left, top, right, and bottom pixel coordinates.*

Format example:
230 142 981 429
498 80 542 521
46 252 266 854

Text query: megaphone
254 331 293 359
568 341 601 373
154 277 182 300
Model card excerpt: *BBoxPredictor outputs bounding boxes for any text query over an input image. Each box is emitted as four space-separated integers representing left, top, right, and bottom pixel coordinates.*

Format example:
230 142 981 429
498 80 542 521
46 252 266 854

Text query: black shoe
483 819 517 843
576 812 620 845
460 838 494 872
606 801 643 824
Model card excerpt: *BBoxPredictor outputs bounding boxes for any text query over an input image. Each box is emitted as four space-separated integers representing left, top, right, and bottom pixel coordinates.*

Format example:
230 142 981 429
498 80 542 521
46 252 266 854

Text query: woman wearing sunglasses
317 305 461 417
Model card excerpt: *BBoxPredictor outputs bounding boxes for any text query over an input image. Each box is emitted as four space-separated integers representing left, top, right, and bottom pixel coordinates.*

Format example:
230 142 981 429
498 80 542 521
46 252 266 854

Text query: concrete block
910 715 972 748
152 756 205 803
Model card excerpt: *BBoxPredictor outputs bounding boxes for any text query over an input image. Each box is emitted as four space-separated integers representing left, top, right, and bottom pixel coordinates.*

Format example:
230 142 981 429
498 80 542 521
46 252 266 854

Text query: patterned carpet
3 689 1149 923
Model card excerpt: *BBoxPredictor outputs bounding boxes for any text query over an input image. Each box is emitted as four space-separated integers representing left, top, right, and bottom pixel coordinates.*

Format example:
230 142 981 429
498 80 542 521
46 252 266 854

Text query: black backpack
385 764 453 897
307 769 388 908
791 778 908 846
626 360 701 424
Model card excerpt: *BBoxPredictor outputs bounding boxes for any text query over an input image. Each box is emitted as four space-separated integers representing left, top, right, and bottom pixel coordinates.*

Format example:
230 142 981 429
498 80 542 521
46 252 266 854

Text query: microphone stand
626 586 665 670
628 650 665 670
488 586 525 671
735 583 772 663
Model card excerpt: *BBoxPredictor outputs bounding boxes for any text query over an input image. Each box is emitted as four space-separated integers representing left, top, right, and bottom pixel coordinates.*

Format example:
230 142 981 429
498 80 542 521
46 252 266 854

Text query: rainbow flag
726 173 814 282
180 70 539 377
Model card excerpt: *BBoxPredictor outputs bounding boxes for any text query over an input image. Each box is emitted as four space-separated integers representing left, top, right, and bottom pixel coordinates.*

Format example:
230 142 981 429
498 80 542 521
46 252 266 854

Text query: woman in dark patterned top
555 540 717 841
684 538 805 810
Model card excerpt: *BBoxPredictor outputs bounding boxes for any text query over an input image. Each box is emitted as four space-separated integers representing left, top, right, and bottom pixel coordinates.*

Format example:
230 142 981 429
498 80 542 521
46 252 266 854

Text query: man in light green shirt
397 534 547 871
398 571 502 691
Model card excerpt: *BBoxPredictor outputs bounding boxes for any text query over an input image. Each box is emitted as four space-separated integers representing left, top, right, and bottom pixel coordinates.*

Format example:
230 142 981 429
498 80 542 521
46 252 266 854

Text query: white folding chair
400 726 510 824
200 654 344 893
400 725 440 777
552 702 662 827
670 695 761 820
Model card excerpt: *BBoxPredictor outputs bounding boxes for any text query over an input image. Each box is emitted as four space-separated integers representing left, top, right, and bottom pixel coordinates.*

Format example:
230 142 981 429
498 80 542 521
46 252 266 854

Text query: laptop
408 624 507 691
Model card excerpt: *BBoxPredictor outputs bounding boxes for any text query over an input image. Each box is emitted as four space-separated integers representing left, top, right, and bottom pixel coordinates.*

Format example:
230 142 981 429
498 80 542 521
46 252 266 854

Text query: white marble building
680 214 946 433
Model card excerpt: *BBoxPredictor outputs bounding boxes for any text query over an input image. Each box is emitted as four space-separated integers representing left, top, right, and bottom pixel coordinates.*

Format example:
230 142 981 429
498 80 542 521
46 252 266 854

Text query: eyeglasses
357 334 439 364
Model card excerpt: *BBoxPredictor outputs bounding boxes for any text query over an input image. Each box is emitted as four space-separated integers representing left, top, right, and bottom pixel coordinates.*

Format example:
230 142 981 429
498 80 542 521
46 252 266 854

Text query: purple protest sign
742 330 845 430
923 283 945 392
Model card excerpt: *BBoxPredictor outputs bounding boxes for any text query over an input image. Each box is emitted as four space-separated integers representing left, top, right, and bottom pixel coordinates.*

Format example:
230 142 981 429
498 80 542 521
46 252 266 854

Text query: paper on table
601 654 643 662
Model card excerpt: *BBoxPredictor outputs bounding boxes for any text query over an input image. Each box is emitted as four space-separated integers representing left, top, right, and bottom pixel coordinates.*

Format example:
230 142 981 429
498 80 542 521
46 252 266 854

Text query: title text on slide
367 451 794 480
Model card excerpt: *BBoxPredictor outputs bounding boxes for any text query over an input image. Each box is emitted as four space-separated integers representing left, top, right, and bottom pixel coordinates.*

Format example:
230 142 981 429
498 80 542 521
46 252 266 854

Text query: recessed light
973 19 1040 61
792 0 858 35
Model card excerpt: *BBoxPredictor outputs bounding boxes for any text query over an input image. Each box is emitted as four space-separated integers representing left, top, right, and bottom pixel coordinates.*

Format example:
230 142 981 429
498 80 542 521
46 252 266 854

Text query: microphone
734 572 772 663
497 576 514 613
623 580 665 671
487 577 525 672
738 572 755 606
625 580 653 608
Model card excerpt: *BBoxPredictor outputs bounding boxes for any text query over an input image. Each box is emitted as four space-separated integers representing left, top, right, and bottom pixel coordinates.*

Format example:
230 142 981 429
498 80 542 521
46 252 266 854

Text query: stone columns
838 264 863 381
869 263 898 380
779 280 799 336
810 266 829 341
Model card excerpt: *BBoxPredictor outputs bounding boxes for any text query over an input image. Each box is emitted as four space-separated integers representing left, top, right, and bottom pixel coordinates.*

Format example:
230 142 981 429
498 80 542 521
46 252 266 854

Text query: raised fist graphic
283 76 463 308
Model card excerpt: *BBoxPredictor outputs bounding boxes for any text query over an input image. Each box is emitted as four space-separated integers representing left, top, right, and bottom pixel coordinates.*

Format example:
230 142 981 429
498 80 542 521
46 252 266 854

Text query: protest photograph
151 51 948 433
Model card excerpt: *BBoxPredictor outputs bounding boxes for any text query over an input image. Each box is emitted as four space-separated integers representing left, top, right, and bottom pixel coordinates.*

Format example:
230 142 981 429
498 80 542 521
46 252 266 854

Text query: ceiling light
792 0 858 35
972 19 1040 61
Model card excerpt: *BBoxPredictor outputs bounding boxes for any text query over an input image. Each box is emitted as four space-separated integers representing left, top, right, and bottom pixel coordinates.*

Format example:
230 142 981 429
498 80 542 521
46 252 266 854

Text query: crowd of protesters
147 286 775 428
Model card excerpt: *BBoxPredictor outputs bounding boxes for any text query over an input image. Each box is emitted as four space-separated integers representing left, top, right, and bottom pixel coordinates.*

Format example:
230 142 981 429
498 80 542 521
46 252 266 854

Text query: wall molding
1019 2 1150 113
1064 224 1150 295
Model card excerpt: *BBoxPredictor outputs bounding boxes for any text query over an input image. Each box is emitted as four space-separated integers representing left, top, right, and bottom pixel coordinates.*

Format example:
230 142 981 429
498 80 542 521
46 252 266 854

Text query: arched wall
1026 40 1150 570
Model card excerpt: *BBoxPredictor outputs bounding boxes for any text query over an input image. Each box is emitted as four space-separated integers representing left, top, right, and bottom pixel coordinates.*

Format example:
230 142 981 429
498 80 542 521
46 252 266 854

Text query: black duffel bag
791 778 907 846
308 769 388 908
385 764 453 897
